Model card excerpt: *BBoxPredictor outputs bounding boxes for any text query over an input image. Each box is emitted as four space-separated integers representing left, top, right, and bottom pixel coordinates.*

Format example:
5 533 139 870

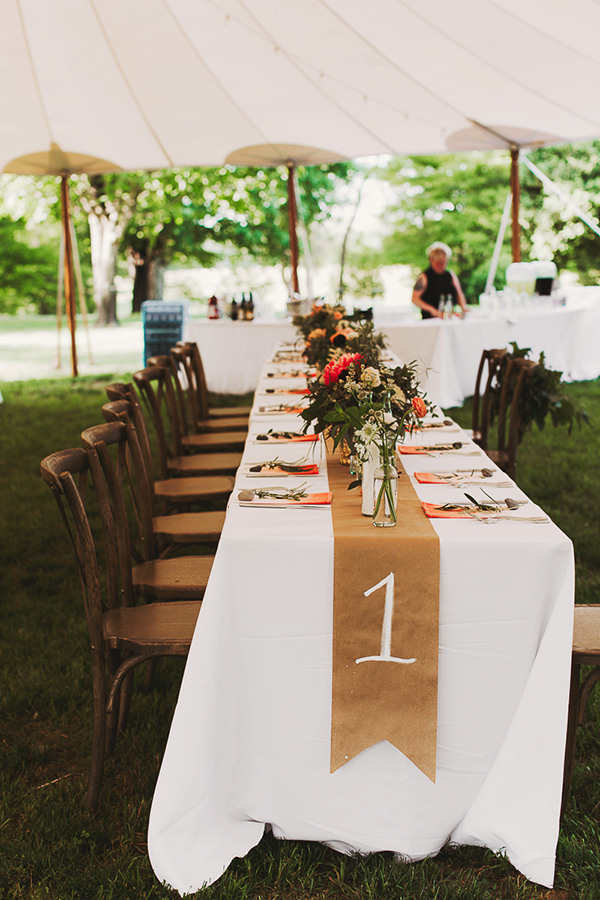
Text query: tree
373 152 517 300
522 141 600 284
0 215 59 314
73 174 143 326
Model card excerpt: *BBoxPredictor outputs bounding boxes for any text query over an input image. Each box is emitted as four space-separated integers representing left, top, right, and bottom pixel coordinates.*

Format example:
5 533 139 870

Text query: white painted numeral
356 572 416 665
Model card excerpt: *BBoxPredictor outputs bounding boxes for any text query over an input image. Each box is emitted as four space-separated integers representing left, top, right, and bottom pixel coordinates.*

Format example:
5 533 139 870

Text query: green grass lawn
0 376 599 899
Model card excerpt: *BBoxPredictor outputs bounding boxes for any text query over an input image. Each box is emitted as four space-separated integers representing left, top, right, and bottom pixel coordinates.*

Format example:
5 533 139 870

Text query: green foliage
522 141 600 284
376 152 515 299
490 342 591 439
0 216 59 314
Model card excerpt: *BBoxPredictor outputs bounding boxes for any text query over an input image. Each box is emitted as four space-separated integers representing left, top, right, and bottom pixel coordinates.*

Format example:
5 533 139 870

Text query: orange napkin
414 472 457 484
421 502 473 519
241 492 332 507
264 388 311 395
255 434 318 443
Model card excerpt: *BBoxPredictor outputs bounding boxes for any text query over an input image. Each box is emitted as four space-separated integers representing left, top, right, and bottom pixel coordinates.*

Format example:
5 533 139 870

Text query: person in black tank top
412 242 468 319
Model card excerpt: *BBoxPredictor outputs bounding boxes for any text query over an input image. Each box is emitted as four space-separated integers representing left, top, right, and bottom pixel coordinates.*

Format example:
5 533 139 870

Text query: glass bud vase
372 465 398 527
361 444 381 516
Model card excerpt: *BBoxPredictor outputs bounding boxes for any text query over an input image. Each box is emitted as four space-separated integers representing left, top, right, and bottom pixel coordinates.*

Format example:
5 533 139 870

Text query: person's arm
450 271 468 313
411 272 443 318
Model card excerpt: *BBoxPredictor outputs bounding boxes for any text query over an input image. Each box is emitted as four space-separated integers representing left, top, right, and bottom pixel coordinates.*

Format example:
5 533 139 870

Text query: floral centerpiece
293 302 376 370
300 324 432 524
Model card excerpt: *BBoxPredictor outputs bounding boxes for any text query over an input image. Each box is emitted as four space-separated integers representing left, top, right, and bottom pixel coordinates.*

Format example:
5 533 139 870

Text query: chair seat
132 555 215 600
181 431 247 452
154 475 234 503
103 601 201 651
153 510 225 543
209 406 252 418
198 416 249 433
573 606 600 662
166 453 241 477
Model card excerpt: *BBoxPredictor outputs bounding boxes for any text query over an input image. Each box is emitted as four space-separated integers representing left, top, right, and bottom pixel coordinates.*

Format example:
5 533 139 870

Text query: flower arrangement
293 302 375 369
300 351 432 453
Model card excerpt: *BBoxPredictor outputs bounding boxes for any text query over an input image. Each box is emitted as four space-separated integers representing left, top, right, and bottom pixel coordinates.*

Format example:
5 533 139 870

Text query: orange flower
412 396 427 418
333 311 343 320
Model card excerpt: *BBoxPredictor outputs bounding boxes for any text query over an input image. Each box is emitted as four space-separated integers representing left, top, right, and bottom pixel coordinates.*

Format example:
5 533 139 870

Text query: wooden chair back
487 357 537 481
133 364 185 477
471 349 507 450
103 385 157 505
177 341 211 421
80 419 156 566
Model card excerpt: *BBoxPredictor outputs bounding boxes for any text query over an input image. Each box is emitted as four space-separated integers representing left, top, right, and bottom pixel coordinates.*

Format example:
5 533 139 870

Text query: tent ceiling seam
161 0 271 149
234 0 398 155
317 0 470 125
86 0 174 168
15 0 54 146
201 0 446 142
485 0 600 69
395 0 600 132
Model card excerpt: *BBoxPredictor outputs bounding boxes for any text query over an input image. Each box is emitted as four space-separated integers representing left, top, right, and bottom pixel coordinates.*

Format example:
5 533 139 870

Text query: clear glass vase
373 465 398 527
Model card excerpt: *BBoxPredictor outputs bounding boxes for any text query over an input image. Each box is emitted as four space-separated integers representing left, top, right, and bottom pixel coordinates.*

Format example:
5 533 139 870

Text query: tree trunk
131 249 148 314
148 257 166 301
88 212 120 326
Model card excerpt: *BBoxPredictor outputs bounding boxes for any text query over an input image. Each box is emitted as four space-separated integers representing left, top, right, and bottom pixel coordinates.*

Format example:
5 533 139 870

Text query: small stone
256 434 268 441
238 490 255 502
452 441 462 449
481 468 493 478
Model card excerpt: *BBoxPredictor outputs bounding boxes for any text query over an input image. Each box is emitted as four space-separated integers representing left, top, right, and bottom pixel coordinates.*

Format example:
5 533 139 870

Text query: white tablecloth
185 289 600 407
149 354 574 894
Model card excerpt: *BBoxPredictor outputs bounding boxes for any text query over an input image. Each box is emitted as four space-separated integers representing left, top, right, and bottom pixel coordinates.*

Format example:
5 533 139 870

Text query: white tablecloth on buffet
148 353 575 895
185 288 600 407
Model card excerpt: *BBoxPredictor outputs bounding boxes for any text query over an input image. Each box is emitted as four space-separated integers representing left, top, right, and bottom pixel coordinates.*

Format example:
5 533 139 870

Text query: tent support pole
60 175 78 377
287 164 300 297
510 146 521 262
55 227 64 369
70 215 94 364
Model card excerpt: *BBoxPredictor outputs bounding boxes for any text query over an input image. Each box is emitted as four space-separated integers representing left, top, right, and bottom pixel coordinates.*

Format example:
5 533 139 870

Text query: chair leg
117 670 134 736
561 661 581 819
86 650 107 813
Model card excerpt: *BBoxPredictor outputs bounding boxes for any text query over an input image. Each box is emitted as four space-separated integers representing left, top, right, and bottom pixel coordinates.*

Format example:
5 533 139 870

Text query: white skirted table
184 289 600 407
148 353 574 895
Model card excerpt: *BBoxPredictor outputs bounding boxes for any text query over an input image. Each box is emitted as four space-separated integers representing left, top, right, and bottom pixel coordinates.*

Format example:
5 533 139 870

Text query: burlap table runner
329 450 440 780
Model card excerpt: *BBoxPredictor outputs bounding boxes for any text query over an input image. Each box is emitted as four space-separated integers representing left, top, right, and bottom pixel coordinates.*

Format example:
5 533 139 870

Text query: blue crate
141 301 189 365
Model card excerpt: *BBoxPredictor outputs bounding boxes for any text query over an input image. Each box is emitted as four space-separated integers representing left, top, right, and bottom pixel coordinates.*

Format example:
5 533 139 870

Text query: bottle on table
246 292 255 321
230 298 239 321
239 293 248 321
208 295 220 319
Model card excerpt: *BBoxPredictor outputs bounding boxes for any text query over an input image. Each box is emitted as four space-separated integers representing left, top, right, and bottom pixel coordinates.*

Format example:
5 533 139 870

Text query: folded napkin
399 442 469 454
255 405 307 415
414 471 506 485
253 433 319 444
239 492 332 508
243 463 320 477
266 370 315 379
262 388 311 395
421 502 523 519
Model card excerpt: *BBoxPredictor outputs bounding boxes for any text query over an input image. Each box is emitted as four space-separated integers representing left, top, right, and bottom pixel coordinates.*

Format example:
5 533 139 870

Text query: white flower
361 366 381 388
383 411 396 426
355 423 377 445
393 384 406 404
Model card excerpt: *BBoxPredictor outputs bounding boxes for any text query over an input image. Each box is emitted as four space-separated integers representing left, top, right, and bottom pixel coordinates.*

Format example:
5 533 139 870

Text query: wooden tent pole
70 215 94 365
55 226 64 369
287 163 300 296
60 175 78 377
510 146 521 262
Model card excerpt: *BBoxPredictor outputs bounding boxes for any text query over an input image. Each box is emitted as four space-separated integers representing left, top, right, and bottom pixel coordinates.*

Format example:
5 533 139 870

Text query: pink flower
323 353 364 385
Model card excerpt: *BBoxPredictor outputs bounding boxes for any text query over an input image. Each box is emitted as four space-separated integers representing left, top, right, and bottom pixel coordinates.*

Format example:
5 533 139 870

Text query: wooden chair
40 447 201 812
178 340 253 420
133 364 247 462
101 400 225 556
110 375 241 479
471 349 508 450
169 345 249 433
485 357 537 481
80 420 215 600
562 605 600 817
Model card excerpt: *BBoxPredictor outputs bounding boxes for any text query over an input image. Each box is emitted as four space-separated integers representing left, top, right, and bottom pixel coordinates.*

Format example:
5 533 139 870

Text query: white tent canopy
2 0 600 174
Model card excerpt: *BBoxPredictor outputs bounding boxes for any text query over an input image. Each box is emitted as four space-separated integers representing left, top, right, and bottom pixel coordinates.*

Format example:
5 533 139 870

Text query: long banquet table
184 288 600 407
148 347 575 895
